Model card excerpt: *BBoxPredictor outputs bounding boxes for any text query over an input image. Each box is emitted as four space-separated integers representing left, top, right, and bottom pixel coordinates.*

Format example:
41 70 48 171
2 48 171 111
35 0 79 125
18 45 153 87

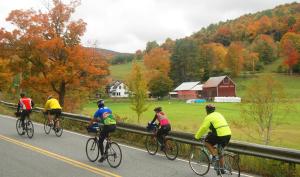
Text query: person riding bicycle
44 96 62 131
88 99 116 163
149 107 171 151
17 93 34 135
194 104 231 174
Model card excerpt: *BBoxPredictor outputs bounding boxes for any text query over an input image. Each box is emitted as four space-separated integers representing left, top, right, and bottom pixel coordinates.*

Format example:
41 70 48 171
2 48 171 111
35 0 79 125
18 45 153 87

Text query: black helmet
205 104 215 114
97 99 105 108
20 93 25 98
154 107 162 112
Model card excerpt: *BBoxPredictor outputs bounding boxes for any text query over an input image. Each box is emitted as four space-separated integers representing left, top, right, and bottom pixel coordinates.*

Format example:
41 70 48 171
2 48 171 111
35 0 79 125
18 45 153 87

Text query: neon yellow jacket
44 98 62 111
195 112 231 139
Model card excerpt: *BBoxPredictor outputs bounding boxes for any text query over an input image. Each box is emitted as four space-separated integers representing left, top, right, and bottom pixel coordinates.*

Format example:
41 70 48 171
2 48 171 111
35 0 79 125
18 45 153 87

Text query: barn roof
174 81 201 91
203 76 234 88
191 84 203 91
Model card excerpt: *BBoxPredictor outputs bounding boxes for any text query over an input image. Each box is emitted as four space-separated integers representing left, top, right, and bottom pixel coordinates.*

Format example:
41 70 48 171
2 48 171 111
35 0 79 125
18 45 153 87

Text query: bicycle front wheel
164 139 178 160
26 120 34 139
145 136 158 155
189 146 210 176
16 119 23 135
54 119 63 137
220 154 240 177
86 138 99 162
44 119 51 134
106 142 122 168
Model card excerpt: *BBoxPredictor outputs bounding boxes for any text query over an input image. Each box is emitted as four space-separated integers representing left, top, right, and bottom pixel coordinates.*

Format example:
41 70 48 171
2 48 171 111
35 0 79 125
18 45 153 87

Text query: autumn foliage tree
280 32 300 74
225 42 245 77
0 0 109 108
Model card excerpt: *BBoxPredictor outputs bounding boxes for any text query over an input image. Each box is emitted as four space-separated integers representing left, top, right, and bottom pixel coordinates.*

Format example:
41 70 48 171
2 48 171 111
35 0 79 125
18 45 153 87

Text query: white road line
0 114 255 177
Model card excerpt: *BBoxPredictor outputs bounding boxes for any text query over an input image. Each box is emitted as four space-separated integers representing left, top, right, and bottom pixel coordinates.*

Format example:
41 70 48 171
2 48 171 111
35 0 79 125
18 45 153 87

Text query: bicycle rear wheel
106 142 122 168
54 119 63 137
44 118 51 134
189 146 210 176
16 119 23 135
219 154 240 177
26 120 34 139
164 139 178 160
86 138 99 162
145 136 158 155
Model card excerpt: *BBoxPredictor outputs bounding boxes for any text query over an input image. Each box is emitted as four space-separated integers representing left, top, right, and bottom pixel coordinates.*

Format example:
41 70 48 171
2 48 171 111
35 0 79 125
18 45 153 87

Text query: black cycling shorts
205 132 231 148
49 109 62 117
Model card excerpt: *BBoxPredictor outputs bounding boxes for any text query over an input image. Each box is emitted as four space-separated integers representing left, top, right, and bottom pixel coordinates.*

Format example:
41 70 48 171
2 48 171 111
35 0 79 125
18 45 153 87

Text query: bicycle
85 125 122 168
15 111 34 138
145 122 179 160
189 138 240 176
43 111 64 137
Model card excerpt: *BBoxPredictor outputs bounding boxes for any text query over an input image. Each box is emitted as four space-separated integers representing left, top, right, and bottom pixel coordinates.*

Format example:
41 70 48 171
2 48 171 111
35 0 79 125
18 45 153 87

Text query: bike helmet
47 95 53 100
205 104 215 114
154 107 162 112
97 99 105 108
20 93 25 98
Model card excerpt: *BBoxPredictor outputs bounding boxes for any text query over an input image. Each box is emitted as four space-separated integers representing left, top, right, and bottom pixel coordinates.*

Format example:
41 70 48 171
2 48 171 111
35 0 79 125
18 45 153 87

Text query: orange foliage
0 0 109 108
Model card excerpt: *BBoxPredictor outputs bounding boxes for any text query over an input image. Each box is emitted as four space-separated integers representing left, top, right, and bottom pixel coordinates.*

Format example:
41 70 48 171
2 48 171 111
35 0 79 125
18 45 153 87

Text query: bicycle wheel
145 136 158 155
189 146 210 176
164 139 178 160
106 142 122 168
44 118 51 134
219 154 240 177
26 120 34 139
16 119 24 135
54 119 63 137
86 138 99 162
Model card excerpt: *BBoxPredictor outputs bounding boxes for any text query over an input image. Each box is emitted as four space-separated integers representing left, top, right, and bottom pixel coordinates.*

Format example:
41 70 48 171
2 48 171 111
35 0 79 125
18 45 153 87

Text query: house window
119 86 122 89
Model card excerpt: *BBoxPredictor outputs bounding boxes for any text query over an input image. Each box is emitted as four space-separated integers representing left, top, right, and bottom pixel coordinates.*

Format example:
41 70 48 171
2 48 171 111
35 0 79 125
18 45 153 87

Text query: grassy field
109 60 144 80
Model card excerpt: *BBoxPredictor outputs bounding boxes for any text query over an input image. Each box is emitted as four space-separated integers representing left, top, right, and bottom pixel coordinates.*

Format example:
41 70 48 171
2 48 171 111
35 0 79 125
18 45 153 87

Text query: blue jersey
93 107 112 121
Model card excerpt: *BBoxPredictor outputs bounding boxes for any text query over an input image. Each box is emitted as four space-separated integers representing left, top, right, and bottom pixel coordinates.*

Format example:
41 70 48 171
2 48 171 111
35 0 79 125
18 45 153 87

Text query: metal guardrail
1 100 300 164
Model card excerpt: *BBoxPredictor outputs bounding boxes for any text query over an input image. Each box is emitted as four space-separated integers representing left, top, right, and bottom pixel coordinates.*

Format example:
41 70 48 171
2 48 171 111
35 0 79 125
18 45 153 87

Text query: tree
161 38 175 52
251 34 277 64
127 61 148 123
243 50 259 72
214 26 232 46
143 48 170 77
0 58 13 92
225 42 244 77
148 74 173 99
145 41 159 53
170 39 201 85
241 75 288 145
280 32 300 74
0 0 109 108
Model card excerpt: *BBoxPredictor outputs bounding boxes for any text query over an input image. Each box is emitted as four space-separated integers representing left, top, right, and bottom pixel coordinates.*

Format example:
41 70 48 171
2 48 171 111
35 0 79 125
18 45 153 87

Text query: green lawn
109 60 144 80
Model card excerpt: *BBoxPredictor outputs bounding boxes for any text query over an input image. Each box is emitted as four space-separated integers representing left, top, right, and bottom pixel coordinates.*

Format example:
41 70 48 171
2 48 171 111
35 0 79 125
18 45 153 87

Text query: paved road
0 114 257 177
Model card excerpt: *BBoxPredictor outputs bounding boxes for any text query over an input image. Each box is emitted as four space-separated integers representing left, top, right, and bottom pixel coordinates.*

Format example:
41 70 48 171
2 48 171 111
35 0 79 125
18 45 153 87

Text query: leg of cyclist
20 110 28 135
157 124 171 150
204 132 218 158
54 109 62 131
98 124 116 163
218 135 231 173
48 110 54 126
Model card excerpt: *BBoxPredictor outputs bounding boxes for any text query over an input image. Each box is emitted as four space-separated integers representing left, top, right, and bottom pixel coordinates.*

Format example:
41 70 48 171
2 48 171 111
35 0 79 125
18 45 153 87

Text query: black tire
44 118 51 134
54 119 63 137
164 139 179 160
145 136 158 155
16 119 23 135
106 142 122 168
189 146 210 176
86 138 99 162
219 154 240 177
26 120 34 139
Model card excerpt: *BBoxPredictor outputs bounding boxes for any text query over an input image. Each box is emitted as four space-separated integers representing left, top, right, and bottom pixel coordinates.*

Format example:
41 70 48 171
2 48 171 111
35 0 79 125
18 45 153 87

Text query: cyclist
149 107 171 150
17 93 34 135
88 99 116 163
44 96 62 131
194 104 231 174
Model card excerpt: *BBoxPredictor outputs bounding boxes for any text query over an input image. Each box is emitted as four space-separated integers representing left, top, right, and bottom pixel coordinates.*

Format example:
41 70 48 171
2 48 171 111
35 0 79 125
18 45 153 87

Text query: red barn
174 81 203 99
202 76 236 99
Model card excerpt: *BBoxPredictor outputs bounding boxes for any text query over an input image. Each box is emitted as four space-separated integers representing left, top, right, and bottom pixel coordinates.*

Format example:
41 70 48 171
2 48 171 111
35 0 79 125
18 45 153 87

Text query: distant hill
95 48 133 60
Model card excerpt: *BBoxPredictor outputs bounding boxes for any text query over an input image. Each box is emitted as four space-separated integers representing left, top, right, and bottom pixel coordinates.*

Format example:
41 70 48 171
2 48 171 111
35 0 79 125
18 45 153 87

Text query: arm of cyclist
194 117 210 140
17 100 21 112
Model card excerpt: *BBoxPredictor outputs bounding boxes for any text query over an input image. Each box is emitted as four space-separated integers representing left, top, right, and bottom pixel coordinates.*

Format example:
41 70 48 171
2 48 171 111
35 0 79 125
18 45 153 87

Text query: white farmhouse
108 81 129 97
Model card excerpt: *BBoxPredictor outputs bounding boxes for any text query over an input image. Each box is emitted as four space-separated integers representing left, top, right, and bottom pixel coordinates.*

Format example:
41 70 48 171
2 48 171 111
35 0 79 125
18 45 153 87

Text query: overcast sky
0 0 298 53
